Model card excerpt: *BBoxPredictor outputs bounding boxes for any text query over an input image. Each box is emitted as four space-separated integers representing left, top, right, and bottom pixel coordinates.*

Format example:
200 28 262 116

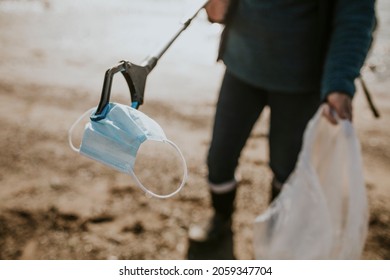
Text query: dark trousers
207 70 320 186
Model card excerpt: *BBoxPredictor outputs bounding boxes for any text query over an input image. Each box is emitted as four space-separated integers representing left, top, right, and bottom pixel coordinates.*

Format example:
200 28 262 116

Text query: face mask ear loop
129 139 188 199
68 108 96 153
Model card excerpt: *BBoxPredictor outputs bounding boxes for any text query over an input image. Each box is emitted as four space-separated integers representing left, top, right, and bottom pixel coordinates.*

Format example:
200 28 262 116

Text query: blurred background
0 0 389 259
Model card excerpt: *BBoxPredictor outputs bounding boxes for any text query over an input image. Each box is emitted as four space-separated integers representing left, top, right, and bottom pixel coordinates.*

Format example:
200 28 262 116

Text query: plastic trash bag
254 105 369 259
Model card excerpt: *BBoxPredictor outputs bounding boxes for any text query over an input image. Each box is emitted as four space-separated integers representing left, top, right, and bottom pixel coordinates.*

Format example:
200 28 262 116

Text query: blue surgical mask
69 103 187 198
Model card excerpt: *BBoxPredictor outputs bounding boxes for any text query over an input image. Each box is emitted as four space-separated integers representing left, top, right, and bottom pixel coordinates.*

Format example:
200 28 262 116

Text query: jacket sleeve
320 0 376 100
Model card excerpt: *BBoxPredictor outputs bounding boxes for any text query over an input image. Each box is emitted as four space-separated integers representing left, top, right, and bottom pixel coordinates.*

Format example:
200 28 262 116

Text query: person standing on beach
188 0 376 259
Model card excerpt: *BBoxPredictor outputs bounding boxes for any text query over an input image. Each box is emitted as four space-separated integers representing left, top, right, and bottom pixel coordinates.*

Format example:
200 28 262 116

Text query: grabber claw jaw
93 60 151 119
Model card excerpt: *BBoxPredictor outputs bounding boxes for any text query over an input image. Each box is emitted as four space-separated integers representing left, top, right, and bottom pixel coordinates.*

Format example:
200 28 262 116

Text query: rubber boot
187 187 237 259
270 177 283 203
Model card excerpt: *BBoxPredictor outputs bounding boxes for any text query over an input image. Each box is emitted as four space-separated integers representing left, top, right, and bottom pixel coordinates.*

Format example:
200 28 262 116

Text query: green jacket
220 0 376 100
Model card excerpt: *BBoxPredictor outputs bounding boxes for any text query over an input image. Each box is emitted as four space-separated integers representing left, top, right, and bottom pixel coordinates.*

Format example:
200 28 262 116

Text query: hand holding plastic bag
254 105 369 259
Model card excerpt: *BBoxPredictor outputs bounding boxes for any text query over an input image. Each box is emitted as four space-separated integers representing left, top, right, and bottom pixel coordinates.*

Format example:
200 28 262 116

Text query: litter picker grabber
93 0 209 120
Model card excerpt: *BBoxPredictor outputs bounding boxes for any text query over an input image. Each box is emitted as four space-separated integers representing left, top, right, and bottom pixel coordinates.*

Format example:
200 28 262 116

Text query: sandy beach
0 0 389 259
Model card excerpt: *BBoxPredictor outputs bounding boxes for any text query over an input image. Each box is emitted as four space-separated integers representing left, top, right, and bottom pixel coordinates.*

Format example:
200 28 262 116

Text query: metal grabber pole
93 0 210 118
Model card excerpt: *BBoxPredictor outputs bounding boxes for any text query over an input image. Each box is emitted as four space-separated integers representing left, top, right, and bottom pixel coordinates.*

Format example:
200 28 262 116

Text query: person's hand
323 92 353 125
205 0 230 23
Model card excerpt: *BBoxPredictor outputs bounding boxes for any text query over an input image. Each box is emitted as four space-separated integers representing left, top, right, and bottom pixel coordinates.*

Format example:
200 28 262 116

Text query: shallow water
0 0 223 104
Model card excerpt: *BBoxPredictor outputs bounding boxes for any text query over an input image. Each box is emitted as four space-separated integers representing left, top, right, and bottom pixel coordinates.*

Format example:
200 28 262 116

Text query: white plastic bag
254 105 369 259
